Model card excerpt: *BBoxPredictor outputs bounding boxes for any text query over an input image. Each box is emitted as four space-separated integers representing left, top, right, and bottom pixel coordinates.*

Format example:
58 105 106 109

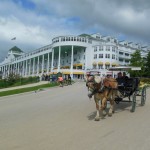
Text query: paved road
0 82 150 150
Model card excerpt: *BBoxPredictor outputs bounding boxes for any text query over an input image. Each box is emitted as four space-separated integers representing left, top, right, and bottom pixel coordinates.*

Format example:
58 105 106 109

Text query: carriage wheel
130 92 136 112
141 86 146 106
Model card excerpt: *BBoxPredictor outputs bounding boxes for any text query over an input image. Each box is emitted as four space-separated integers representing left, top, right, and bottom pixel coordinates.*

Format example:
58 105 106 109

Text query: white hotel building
0 33 149 79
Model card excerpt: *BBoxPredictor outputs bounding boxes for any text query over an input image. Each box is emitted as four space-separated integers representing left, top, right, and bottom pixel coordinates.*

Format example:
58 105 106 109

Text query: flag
11 37 16 40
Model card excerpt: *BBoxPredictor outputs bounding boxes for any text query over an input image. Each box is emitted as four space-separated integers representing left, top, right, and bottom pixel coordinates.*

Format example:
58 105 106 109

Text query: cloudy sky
0 0 150 62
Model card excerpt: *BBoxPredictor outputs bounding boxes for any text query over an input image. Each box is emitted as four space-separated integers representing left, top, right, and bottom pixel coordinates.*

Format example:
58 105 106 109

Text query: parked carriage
108 66 146 112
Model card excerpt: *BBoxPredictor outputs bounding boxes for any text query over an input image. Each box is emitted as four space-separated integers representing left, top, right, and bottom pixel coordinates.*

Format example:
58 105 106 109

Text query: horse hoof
102 113 107 117
108 113 112 117
95 117 100 121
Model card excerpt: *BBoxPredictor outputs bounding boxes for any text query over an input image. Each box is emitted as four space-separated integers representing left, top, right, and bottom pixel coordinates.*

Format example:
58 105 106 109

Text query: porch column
51 49 54 72
37 56 39 75
8 64 10 76
85 48 87 71
3 66 5 77
25 60 28 76
22 61 25 76
70 45 74 78
58 46 61 72
29 59 31 76
47 53 50 74
42 54 44 74
33 57 35 76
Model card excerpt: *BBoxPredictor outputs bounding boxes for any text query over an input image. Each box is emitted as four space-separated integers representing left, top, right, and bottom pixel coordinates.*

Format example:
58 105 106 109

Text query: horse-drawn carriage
109 66 146 112
86 66 147 121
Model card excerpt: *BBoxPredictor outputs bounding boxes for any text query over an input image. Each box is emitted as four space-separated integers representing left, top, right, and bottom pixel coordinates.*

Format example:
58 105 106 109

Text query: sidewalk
0 81 49 92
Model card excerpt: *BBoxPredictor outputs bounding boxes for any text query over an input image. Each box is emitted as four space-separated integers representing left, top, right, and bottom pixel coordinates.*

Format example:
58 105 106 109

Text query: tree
145 51 150 77
129 50 145 77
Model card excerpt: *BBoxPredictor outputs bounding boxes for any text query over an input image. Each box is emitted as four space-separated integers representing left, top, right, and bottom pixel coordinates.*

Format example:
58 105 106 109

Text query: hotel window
105 54 110 58
98 65 103 69
99 46 103 51
125 60 129 63
112 54 115 59
106 46 110 51
125 53 129 56
112 47 115 52
105 65 110 69
94 54 97 59
94 47 97 52
71 37 73 41
99 54 103 58
119 52 123 55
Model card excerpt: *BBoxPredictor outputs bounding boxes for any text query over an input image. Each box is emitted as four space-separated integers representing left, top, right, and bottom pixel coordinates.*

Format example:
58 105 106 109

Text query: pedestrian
68 75 72 85
58 75 64 87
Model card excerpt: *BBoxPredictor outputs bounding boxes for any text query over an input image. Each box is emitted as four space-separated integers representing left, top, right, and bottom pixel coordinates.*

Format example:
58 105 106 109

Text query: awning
98 62 103 65
64 66 70 69
62 72 70 74
73 72 84 75
92 62 97 65
76 63 83 67
73 63 83 67
111 63 116 66
49 72 57 74
105 62 110 65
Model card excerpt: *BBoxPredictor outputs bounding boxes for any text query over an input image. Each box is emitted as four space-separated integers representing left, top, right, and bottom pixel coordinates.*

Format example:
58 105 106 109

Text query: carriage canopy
108 66 141 71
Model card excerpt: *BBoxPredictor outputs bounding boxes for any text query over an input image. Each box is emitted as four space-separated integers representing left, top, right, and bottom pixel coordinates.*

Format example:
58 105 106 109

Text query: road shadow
87 101 138 121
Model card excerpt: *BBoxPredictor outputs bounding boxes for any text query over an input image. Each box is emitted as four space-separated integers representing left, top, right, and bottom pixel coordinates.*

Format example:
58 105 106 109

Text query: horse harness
87 77 116 96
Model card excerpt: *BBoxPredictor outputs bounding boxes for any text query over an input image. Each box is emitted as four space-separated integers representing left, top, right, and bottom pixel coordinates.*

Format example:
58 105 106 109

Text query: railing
52 36 89 44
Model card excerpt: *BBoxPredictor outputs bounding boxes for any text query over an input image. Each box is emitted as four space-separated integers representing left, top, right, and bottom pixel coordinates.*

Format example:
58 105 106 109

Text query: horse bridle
86 78 101 98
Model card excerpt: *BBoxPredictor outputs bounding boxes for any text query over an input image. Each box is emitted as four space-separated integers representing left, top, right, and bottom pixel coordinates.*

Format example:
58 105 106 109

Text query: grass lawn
0 83 59 97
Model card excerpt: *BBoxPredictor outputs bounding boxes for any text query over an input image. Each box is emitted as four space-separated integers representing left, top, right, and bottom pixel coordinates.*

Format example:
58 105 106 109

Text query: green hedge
140 78 150 84
0 76 40 89
0 82 59 97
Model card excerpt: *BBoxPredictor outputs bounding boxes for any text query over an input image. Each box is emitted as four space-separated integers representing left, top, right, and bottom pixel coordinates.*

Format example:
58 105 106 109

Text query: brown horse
86 76 118 121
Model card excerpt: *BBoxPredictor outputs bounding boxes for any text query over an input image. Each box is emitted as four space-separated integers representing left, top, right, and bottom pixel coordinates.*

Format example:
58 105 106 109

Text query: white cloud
0 0 150 62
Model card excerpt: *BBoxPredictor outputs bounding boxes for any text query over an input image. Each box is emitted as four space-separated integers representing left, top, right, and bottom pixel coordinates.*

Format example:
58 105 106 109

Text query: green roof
9 46 23 53
79 34 92 38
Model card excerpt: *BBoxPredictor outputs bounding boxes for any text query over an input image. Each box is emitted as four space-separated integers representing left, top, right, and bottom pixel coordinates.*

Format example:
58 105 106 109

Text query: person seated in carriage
116 72 130 87
116 72 127 85
116 72 123 85
122 72 129 80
